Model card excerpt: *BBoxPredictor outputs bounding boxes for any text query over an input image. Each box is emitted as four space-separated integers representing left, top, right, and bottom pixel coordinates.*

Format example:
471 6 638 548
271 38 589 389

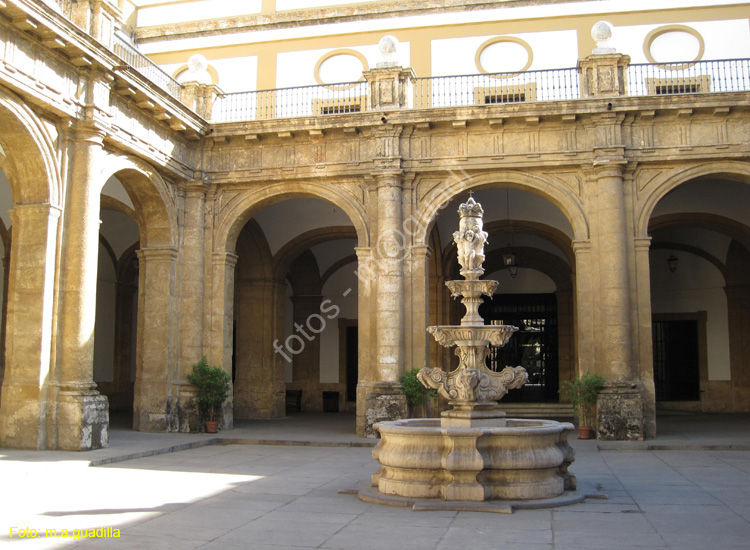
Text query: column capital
572 240 592 253
183 180 209 198
591 158 627 178
634 237 652 250
212 251 239 268
137 246 179 262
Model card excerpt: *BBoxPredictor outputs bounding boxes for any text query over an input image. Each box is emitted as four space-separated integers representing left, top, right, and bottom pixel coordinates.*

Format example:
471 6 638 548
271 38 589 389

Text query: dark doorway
652 319 700 401
345 325 358 402
479 293 559 403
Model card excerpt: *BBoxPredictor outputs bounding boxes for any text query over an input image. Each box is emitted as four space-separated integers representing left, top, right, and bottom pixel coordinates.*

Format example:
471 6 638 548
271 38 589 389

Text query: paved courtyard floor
1 412 750 549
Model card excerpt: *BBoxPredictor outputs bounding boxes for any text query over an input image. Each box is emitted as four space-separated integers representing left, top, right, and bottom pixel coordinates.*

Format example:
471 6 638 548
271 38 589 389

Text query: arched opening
647 177 750 412
425 186 576 406
0 92 61 448
93 159 177 432
230 196 362 421
94 177 140 424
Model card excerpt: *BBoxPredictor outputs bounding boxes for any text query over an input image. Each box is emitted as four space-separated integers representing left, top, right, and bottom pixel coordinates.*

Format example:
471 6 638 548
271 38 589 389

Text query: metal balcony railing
413 67 581 109
627 58 750 96
212 81 371 123
113 34 182 100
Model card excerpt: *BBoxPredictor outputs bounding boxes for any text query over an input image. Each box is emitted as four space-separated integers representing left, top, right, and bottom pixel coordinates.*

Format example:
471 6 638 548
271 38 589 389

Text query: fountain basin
372 418 576 501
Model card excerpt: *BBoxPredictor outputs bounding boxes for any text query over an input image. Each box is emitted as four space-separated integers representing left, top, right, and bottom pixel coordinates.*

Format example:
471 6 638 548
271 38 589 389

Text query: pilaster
133 246 178 432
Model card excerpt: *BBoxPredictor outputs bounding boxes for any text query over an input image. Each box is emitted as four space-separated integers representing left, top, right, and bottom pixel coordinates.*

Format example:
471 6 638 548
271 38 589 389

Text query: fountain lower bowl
372 417 576 501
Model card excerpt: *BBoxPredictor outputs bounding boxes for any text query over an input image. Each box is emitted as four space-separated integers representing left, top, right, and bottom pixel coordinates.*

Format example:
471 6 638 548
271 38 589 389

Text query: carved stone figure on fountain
453 197 488 280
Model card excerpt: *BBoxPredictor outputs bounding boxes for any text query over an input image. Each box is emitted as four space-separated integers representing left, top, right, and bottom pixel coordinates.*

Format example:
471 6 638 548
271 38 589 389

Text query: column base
0 383 47 449
133 381 178 433
56 388 109 451
597 382 644 441
363 382 407 438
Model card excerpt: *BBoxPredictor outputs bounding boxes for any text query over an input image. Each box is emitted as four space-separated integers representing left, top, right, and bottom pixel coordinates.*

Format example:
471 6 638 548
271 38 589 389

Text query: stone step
499 403 575 419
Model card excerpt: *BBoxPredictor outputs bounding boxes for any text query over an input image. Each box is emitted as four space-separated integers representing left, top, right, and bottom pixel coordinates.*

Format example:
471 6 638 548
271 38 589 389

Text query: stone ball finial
185 54 212 85
591 21 616 54
188 54 208 73
376 35 399 68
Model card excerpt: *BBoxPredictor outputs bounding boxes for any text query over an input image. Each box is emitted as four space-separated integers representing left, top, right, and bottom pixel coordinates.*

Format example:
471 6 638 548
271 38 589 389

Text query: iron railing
113 34 182 100
413 67 581 109
627 58 750 96
212 81 370 123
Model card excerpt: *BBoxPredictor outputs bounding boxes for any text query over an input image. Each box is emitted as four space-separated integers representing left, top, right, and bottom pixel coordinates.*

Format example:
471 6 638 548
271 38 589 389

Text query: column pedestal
363 381 407 438
55 385 109 451
597 382 644 440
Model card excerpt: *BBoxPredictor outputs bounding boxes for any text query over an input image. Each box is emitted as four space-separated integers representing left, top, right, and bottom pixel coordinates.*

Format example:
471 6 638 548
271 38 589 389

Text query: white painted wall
319 262 358 384
253 198 355 256
276 43 411 88
436 188 575 253
650 248 730 380
162 56 258 93
609 19 750 62
650 179 750 231
432 30 579 76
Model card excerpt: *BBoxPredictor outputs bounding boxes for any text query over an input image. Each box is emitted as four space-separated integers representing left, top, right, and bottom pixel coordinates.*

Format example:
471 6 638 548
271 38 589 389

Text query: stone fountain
362 196 578 507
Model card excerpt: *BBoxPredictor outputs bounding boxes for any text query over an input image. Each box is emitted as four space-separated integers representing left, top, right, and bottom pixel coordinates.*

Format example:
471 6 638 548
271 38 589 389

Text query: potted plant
401 367 438 418
187 357 231 433
560 372 606 439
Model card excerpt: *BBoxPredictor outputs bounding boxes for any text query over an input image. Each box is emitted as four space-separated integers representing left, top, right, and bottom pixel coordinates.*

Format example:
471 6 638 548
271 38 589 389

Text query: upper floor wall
132 0 750 94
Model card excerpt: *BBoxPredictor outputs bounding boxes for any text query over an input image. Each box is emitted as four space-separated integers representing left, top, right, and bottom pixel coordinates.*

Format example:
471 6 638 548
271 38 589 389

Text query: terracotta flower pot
578 426 592 439
205 421 219 433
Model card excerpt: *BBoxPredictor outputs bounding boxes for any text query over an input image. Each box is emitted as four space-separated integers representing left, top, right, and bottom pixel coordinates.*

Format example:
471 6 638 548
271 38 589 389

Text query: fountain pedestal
366 196 577 504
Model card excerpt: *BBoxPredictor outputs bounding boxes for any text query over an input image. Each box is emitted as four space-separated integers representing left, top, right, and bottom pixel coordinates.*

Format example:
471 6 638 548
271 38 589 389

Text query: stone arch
99 154 178 248
215 183 369 254
0 89 60 206
636 161 750 238
414 171 589 247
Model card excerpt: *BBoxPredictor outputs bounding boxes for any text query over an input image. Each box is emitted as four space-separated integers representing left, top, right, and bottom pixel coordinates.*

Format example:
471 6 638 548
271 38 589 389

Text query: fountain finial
453 196 489 280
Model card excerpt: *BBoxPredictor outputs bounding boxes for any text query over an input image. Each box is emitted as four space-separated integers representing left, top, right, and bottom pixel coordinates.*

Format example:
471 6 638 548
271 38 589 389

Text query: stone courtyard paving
2 438 750 550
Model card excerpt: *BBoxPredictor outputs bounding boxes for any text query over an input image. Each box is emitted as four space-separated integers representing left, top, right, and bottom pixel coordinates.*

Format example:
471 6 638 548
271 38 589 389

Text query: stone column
572 240 595 375
55 128 109 451
407 245 431 371
0 205 60 449
594 162 633 382
204 251 237 430
363 171 408 436
354 246 376 436
592 161 644 440
133 247 178 432
178 183 207 377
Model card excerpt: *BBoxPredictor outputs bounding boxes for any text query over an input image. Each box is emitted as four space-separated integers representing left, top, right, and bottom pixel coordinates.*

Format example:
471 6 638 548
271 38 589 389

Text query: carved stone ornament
418 364 528 403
